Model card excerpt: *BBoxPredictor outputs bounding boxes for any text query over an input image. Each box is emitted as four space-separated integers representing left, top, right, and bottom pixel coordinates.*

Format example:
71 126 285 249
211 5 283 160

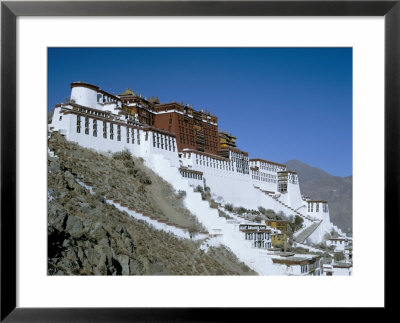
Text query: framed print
1 0 398 321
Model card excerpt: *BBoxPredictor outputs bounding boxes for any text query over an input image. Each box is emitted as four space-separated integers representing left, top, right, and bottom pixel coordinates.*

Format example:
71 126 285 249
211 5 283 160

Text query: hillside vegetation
48 133 256 275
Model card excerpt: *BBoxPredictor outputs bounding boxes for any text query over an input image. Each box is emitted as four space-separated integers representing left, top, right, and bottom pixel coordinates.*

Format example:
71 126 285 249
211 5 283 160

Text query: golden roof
119 88 135 96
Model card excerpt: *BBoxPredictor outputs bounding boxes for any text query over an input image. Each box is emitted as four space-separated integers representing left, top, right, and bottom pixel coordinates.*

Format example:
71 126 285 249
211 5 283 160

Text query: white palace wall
177 151 314 215
252 179 277 194
70 84 122 113
286 182 304 212
50 106 179 168
71 86 99 110
180 151 261 209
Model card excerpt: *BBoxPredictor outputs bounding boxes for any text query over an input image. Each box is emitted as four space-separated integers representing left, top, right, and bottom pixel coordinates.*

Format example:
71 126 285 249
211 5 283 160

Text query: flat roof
249 158 286 168
276 252 295 257
239 223 267 227
265 219 289 223
219 147 249 156
271 254 320 266
180 149 230 162
308 200 328 204
156 102 218 119
278 170 298 174
333 263 352 268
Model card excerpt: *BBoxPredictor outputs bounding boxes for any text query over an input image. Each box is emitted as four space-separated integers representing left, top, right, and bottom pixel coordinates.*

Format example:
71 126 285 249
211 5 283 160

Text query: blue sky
48 48 352 177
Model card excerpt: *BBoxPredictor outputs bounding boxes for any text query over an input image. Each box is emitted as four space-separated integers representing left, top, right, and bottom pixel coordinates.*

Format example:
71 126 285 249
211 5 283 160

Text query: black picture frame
1 0 398 321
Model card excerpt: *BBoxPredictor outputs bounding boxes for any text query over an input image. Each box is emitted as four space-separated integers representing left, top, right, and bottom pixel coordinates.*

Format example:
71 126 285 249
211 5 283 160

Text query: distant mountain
285 159 352 233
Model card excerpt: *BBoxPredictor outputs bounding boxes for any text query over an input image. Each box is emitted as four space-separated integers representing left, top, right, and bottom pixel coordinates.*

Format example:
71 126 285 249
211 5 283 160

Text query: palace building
153 102 219 155
49 81 346 248
118 88 158 126
118 87 219 154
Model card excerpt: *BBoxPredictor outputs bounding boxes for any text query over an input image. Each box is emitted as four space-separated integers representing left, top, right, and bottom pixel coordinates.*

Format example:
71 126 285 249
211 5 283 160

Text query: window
110 124 114 140
93 119 97 137
117 125 121 141
127 127 130 143
59 116 62 121
76 115 81 133
85 117 89 135
103 122 107 138
278 183 287 193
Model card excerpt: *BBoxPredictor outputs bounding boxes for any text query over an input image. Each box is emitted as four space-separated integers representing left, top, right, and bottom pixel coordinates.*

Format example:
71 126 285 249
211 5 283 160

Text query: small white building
326 237 351 252
307 200 330 222
271 253 322 276
322 261 352 276
239 223 272 249
333 263 352 275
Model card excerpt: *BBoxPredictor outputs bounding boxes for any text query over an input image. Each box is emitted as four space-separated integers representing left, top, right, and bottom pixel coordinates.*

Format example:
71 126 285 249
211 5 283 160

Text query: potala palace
49 81 352 276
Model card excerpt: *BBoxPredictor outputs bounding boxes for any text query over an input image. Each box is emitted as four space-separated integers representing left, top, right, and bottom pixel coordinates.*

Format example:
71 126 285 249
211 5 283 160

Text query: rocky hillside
286 159 352 233
48 133 256 275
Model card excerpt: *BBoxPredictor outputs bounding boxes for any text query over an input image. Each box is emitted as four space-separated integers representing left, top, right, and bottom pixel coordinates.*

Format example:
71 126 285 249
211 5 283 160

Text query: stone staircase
294 220 323 243
253 186 315 222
